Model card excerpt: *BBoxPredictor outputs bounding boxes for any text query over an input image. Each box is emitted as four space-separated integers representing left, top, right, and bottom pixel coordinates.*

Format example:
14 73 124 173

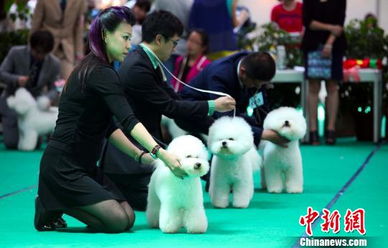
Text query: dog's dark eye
228 138 234 141
186 155 192 158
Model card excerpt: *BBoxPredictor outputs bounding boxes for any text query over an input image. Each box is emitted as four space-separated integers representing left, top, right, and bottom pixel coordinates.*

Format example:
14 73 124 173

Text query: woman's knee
104 211 131 233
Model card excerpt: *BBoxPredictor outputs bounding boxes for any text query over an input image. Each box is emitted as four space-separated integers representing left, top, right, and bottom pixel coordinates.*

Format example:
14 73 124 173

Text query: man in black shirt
102 11 235 210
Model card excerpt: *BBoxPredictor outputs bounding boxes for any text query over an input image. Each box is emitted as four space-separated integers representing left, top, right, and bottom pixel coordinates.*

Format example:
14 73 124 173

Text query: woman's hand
214 96 236 112
329 25 343 37
157 149 187 179
321 44 332 58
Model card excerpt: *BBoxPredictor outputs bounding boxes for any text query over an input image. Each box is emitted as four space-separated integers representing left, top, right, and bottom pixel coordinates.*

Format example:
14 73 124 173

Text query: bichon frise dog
208 116 262 208
146 135 209 233
6 88 58 151
262 107 306 193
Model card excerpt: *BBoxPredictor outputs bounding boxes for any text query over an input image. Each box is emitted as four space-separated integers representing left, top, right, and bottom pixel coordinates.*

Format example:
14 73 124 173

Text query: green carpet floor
0 139 387 248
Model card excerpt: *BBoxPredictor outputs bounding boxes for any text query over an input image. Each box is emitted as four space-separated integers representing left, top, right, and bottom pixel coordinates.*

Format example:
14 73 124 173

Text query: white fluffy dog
208 116 262 208
146 135 209 233
262 107 306 193
6 88 58 151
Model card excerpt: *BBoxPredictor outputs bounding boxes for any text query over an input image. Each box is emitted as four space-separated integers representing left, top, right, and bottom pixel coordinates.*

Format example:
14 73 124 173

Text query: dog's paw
161 225 180 233
286 187 303 193
267 187 283 193
186 223 207 234
232 203 249 208
212 202 229 208
187 228 207 234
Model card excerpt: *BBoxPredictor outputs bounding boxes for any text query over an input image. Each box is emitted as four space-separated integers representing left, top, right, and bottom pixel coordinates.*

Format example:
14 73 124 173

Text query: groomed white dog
208 116 262 208
6 88 58 151
146 135 209 233
262 107 306 193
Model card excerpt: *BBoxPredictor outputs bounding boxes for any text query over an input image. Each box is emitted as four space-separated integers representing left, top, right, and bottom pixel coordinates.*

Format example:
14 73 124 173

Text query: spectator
171 29 211 92
0 30 60 149
31 0 87 80
189 0 238 55
130 0 151 45
271 0 303 33
301 0 347 145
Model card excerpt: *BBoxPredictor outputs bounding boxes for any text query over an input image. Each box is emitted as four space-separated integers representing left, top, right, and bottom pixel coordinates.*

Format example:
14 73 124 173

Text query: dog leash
142 44 236 117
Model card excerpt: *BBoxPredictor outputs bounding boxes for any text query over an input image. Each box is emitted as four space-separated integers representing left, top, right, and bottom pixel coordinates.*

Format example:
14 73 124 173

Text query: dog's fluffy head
263 107 306 141
167 135 209 177
6 88 36 116
208 116 254 159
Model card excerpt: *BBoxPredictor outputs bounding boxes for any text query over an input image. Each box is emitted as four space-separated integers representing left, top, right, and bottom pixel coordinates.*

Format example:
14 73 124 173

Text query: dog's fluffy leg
185 207 208 233
285 163 303 193
264 165 284 193
18 129 38 151
146 180 160 228
210 182 230 208
232 179 253 208
159 204 182 233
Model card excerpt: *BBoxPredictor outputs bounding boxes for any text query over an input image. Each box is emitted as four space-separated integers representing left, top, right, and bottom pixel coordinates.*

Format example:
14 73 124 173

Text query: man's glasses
162 35 179 48
170 39 179 48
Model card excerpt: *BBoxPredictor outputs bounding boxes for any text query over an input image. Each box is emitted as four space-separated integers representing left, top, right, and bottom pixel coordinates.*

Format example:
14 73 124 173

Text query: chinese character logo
321 209 341 233
299 207 366 236
299 207 319 236
344 208 366 235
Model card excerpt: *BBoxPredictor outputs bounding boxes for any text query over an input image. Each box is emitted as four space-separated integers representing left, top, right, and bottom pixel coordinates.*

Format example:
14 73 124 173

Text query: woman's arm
108 128 153 165
309 20 343 37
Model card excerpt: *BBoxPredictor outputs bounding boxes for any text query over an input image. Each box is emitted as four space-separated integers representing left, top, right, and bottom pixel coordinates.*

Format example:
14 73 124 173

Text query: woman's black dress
37 55 139 211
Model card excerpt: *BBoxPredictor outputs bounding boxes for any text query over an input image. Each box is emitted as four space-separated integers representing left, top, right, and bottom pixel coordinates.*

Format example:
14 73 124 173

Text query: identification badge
248 92 264 109
247 92 264 117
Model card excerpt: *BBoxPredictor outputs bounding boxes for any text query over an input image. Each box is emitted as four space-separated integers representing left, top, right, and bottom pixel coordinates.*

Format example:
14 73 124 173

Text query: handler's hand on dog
214 96 236 112
262 129 290 148
158 149 188 179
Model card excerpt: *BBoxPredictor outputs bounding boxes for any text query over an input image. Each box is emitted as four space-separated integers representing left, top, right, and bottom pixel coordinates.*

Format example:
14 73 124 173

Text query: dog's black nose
222 141 227 147
194 163 201 169
284 120 290 127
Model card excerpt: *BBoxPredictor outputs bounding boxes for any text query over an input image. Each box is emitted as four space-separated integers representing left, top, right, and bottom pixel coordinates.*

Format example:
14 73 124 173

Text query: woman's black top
49 54 139 165
301 0 347 52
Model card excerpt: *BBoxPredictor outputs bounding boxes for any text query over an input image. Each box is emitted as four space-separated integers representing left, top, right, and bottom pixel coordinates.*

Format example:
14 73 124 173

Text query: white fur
146 135 209 233
6 88 58 151
208 116 262 208
161 115 188 139
262 107 306 193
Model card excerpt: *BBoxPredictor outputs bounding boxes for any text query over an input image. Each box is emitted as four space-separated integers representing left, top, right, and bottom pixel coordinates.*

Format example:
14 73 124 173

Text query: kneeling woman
35 6 186 233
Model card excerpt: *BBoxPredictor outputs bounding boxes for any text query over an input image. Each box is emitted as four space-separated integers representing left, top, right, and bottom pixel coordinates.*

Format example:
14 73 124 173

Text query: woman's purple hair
89 6 135 63
63 6 135 91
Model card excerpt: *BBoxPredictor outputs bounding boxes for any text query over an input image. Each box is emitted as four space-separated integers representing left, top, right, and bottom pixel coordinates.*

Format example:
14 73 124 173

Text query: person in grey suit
0 30 60 149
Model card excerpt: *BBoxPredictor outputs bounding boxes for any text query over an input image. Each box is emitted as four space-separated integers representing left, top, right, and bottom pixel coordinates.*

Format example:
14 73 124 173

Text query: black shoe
325 130 336 145
34 197 67 231
309 131 320 145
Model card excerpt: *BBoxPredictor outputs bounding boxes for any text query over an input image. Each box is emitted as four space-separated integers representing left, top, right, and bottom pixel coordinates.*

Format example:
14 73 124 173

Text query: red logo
344 208 366 235
299 207 320 236
299 207 366 236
